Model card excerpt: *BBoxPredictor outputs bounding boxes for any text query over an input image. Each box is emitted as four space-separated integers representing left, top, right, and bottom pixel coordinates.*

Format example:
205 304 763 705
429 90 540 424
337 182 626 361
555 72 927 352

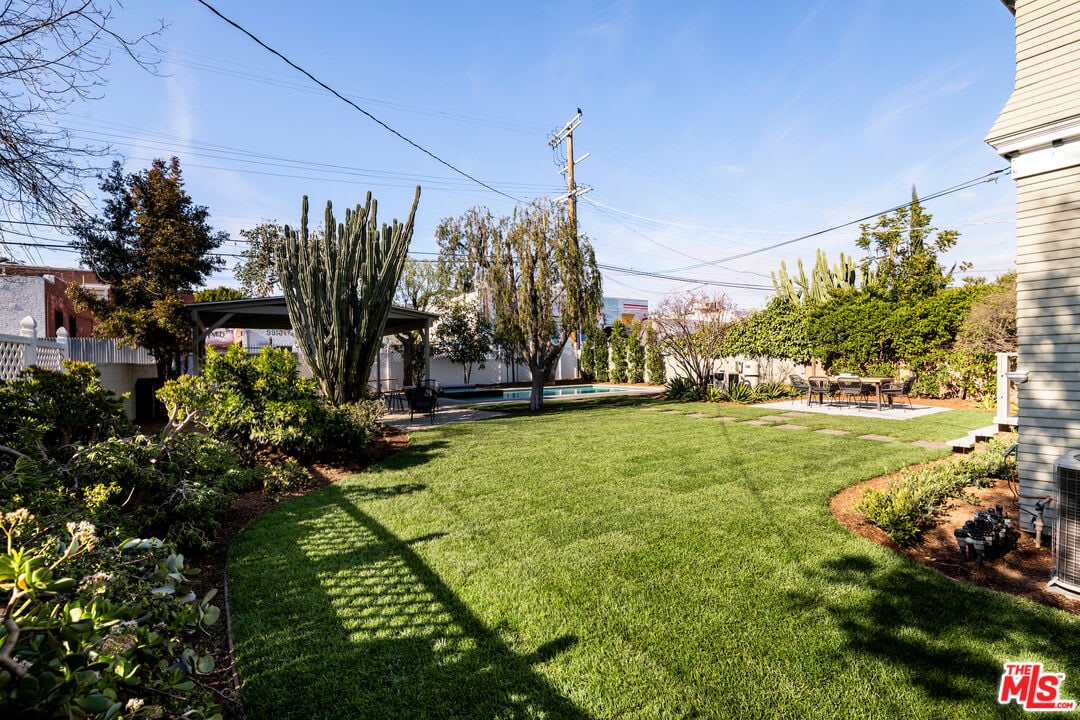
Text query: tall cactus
278 187 421 406
772 249 873 304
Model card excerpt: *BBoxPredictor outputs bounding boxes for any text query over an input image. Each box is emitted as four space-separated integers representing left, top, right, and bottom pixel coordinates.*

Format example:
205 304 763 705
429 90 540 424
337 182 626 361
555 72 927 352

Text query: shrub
664 377 705 402
158 345 366 461
0 514 222 719
593 331 610 383
258 457 311 492
69 432 254 550
723 381 755 404
324 398 387 449
750 381 795 402
0 361 132 465
856 434 1017 544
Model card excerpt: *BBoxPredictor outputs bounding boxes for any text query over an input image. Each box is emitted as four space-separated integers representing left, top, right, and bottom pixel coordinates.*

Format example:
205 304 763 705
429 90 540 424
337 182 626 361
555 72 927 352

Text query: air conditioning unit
1049 450 1080 596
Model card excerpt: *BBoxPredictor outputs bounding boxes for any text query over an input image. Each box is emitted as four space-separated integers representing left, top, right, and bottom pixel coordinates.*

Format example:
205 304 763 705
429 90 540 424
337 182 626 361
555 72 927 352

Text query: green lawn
228 399 1080 719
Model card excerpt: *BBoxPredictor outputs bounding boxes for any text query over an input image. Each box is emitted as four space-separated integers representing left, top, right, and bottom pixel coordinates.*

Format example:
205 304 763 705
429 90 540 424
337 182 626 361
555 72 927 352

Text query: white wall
0 276 45 333
368 341 583 388
96 363 160 418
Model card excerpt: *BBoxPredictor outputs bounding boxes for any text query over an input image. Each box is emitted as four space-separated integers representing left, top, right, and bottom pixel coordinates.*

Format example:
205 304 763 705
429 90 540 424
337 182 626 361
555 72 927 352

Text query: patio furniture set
371 378 442 423
788 374 916 411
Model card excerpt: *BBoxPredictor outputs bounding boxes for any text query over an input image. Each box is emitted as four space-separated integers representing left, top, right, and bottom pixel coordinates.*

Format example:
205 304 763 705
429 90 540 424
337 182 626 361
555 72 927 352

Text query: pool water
500 385 620 400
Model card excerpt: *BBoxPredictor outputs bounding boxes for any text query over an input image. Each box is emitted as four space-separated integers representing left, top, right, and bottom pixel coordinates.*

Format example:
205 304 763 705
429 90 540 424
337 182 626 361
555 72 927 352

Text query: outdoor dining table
853 376 893 411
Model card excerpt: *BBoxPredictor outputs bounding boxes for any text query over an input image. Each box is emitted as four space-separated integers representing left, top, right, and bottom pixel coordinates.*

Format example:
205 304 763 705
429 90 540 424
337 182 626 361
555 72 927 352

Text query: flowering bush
0 512 222 719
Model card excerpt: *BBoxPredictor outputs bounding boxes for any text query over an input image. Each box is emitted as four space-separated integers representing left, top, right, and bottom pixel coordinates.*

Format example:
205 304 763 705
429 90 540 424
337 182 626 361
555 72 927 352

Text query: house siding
1013 163 1080 532
988 0 1080 143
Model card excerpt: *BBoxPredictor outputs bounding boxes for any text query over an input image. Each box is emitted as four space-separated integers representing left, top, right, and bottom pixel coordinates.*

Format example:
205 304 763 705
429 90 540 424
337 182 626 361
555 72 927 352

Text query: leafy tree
433 298 493 383
277 189 420 406
0 2 163 249
956 272 1016 352
856 188 965 301
627 320 646 383
438 200 602 410
652 291 734 391
436 206 502 293
393 257 450 385
609 320 628 383
71 158 226 380
194 285 245 302
235 221 287 297
645 323 665 384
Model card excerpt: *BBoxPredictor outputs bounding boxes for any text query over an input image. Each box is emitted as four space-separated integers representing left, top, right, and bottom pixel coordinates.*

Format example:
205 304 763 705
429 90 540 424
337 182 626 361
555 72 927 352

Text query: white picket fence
0 316 68 380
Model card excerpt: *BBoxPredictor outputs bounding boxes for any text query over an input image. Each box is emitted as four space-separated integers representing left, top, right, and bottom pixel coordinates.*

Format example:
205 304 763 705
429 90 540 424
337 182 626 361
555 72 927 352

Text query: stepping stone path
741 420 771 426
782 412 813 418
910 440 949 448
662 410 683 414
713 416 737 422
758 415 793 422
774 424 808 430
687 413 708 418
641 407 660 412
858 434 897 442
815 429 850 436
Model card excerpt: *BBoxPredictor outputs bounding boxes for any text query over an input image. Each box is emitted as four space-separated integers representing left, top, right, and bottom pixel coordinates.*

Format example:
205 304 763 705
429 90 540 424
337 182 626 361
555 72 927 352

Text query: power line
668 168 1011 272
596 263 773 291
194 0 523 204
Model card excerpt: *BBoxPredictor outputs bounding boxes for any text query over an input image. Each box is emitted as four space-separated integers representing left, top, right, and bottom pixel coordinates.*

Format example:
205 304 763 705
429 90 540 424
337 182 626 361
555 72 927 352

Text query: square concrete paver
687 413 708 418
774 424 808 430
910 440 949 448
759 415 793 422
741 420 771 426
713 416 737 422
858 434 897 442
815 428 850 436
782 412 813 418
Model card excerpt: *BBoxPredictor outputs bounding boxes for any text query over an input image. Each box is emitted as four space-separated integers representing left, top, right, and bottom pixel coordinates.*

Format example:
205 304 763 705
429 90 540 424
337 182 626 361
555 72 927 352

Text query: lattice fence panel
0 340 25 381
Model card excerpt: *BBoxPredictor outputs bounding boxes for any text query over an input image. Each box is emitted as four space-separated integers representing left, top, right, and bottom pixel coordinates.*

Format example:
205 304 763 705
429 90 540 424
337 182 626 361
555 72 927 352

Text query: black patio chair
419 378 442 409
788 374 810 404
881 376 916 409
405 385 439 424
807 376 836 406
836 377 867 408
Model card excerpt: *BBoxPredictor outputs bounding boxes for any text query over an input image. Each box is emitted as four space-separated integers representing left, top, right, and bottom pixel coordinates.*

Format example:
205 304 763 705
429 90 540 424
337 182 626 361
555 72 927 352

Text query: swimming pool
499 384 621 400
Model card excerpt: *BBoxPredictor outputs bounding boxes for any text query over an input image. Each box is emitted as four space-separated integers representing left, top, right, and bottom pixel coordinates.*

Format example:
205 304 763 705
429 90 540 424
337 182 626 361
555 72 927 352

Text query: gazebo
187 296 438 384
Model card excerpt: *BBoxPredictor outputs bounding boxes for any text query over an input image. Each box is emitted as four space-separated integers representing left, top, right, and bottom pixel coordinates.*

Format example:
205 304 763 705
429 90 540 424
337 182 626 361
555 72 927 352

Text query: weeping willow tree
490 200 603 411
278 187 420 406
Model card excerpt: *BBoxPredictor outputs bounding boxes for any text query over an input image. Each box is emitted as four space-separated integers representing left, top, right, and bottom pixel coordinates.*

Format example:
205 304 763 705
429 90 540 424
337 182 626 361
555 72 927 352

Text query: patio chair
404 385 439 424
836 377 867 408
881 376 916 409
788 374 810 404
419 378 442 409
807 376 836 406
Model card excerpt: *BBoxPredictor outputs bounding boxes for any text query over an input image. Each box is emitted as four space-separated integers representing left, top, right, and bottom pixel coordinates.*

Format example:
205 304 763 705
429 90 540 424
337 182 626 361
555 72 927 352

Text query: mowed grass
228 401 1080 719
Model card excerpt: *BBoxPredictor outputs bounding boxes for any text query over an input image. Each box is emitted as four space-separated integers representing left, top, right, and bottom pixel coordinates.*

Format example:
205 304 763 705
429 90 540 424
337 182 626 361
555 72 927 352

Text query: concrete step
949 425 1001 454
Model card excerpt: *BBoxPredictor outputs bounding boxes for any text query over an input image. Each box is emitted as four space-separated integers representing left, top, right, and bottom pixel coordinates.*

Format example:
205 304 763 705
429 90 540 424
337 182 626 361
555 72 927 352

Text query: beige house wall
989 0 1080 142
987 0 1080 536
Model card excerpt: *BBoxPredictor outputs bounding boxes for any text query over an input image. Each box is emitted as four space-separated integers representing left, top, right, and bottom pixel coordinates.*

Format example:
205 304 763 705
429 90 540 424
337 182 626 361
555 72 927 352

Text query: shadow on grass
364 439 452 474
230 481 590 720
787 553 1080 704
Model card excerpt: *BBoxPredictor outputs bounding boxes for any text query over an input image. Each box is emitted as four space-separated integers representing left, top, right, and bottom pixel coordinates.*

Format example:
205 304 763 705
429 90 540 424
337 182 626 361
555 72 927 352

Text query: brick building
0 265 107 337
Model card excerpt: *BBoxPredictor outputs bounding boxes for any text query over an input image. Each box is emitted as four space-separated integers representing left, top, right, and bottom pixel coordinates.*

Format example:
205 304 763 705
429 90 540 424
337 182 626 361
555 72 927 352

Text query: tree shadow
229 482 589 720
785 552 1080 705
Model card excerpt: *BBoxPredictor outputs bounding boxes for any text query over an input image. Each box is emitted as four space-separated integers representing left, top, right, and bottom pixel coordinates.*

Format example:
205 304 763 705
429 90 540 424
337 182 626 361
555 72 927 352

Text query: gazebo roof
188 296 438 340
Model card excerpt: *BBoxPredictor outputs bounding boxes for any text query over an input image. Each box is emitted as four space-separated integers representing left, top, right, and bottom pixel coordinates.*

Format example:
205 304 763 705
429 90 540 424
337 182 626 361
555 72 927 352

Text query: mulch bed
830 464 1080 615
185 427 411 715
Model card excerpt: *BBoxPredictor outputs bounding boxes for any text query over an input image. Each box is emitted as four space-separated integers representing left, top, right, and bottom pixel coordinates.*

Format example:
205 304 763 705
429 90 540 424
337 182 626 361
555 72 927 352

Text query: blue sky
14 0 1019 309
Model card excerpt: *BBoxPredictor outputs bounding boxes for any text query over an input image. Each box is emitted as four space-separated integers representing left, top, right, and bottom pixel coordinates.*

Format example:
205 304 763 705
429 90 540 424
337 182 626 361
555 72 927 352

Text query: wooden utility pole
548 109 590 233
